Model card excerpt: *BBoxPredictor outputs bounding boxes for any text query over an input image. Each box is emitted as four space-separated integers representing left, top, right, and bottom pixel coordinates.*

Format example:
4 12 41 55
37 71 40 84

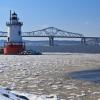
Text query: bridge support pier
49 36 54 46
81 37 86 44
95 38 99 45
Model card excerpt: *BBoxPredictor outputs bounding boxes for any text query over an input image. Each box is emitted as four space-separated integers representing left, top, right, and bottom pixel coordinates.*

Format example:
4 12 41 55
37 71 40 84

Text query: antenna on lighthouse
10 10 11 24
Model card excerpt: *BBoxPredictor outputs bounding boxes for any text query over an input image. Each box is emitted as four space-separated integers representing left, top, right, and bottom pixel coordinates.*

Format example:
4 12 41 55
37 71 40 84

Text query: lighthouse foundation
4 42 25 55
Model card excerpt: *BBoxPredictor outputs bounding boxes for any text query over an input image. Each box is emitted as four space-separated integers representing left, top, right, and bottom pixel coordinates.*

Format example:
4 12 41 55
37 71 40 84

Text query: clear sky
0 0 100 36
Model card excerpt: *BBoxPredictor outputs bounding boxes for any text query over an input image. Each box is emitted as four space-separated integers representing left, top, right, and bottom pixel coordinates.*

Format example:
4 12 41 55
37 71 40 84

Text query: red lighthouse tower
4 11 25 54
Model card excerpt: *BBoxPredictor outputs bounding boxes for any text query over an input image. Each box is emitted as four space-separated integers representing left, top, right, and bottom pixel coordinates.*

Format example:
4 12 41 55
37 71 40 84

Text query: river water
69 69 100 83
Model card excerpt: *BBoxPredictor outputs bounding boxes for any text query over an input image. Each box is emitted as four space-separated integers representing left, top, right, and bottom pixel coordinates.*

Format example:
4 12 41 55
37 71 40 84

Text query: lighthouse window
8 37 9 42
18 31 21 36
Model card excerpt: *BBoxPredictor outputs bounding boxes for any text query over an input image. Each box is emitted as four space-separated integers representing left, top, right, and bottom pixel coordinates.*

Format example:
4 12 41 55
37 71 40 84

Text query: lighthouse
4 11 25 54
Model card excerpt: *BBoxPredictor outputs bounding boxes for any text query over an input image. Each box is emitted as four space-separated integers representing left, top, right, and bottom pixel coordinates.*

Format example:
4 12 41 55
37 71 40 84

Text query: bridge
0 27 99 46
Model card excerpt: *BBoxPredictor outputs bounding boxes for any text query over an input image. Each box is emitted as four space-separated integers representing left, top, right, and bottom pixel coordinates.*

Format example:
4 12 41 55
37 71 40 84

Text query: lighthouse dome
12 12 17 15
12 12 18 20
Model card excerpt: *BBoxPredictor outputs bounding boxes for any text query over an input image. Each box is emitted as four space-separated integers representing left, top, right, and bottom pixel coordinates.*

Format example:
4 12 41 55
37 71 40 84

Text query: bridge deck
0 35 99 39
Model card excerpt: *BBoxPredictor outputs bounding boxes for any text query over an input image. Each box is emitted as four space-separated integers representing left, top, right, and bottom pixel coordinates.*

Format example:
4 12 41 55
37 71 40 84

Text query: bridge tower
4 11 25 54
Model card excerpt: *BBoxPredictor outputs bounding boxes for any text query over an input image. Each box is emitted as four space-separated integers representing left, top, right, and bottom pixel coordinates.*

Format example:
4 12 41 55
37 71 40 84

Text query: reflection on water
69 69 100 83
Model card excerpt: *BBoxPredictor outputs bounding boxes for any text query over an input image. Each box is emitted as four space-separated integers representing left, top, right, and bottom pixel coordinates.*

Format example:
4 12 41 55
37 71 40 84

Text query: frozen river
0 53 100 99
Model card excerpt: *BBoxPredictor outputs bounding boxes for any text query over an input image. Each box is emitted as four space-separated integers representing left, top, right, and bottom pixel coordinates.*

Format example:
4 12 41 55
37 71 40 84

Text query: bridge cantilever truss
22 27 84 38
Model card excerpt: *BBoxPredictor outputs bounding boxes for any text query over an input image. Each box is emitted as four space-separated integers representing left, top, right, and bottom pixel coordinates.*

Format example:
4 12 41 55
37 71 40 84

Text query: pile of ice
0 87 59 100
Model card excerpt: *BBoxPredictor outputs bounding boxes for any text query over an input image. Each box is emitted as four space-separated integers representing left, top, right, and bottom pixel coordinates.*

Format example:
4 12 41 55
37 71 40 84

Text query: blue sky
0 0 100 36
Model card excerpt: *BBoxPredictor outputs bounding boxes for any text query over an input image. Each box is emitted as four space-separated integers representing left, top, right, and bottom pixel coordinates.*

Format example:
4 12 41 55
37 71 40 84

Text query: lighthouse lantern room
4 11 25 54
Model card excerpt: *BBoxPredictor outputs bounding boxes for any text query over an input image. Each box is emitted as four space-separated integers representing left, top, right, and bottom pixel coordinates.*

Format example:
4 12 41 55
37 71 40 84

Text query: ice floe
0 87 60 100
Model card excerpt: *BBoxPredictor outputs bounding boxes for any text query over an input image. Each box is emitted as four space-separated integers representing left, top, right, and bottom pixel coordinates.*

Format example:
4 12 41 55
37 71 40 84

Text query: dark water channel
68 69 100 83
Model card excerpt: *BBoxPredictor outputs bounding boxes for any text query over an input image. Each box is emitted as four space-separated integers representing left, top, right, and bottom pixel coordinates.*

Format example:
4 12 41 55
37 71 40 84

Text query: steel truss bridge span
22 27 83 38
